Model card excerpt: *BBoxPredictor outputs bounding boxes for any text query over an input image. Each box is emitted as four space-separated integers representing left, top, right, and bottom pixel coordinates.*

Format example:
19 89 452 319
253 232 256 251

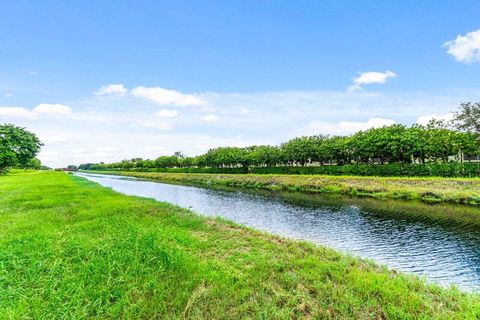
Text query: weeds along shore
88 171 480 205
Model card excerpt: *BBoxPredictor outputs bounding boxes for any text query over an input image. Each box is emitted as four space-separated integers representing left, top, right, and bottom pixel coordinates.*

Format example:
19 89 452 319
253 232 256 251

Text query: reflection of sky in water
77 173 480 292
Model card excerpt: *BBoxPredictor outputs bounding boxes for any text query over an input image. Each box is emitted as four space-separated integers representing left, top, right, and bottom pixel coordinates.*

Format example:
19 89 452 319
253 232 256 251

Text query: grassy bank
90 171 480 205
1 172 479 318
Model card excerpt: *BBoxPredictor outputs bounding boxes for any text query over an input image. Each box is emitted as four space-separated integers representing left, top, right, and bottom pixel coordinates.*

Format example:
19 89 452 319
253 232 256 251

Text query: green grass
1 171 480 319
92 171 480 205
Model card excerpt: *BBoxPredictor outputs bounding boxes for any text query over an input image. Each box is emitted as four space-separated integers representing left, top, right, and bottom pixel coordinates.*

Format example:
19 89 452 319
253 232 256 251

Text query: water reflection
76 172 480 291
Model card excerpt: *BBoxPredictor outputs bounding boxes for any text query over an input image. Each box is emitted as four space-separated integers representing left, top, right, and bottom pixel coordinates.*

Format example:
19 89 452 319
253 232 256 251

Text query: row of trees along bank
82 103 480 177
83 121 480 177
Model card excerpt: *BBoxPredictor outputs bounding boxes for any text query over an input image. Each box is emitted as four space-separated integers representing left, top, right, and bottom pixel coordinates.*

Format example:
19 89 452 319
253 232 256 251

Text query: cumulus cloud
416 113 454 126
443 29 480 64
349 70 397 91
155 109 179 118
0 107 32 117
0 103 71 118
131 86 207 106
201 114 219 122
33 103 71 115
95 84 128 96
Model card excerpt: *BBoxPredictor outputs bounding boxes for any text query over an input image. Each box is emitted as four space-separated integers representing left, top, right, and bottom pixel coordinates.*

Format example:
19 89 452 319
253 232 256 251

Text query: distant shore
85 171 480 205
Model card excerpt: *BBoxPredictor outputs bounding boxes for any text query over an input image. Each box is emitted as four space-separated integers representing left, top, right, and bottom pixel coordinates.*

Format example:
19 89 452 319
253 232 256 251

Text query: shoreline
84 171 480 206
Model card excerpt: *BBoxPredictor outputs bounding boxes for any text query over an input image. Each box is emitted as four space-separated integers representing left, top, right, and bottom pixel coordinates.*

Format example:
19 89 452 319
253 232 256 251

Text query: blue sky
1 1 480 167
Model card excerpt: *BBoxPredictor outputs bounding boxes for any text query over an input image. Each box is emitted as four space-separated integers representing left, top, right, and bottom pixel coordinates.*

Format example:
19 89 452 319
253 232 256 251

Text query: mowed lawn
1 171 479 319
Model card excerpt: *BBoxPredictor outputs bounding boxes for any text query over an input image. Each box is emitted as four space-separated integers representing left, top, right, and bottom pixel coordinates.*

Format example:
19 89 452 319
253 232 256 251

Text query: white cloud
139 121 173 130
28 70 38 76
443 29 480 64
416 113 454 126
155 109 179 118
4 93 12 97
0 107 32 117
95 84 128 96
33 103 71 115
131 86 207 106
349 70 397 91
0 103 71 119
201 114 219 122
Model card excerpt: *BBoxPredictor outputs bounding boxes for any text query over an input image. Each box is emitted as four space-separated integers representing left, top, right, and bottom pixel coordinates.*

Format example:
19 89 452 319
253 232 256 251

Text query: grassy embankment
90 171 480 205
1 171 480 318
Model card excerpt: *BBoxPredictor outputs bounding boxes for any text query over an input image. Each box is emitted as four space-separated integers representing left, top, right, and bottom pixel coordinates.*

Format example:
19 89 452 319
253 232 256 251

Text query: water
76 172 480 291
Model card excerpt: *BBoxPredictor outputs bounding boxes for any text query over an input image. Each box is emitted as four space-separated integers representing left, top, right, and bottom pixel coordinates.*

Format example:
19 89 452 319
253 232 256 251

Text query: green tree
18 157 42 169
248 145 284 167
453 102 480 138
0 124 43 174
281 136 318 166
155 156 179 168
423 121 458 162
322 136 352 165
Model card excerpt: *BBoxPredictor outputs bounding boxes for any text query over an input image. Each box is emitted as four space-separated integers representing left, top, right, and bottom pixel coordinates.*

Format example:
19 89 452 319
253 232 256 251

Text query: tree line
86 103 480 172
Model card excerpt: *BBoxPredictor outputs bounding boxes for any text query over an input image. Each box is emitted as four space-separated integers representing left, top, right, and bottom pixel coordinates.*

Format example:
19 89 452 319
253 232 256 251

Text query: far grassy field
1 171 480 318
90 171 480 205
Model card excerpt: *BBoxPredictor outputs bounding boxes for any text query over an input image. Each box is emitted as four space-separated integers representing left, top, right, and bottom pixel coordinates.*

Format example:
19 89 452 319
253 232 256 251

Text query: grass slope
1 171 479 319
92 171 480 205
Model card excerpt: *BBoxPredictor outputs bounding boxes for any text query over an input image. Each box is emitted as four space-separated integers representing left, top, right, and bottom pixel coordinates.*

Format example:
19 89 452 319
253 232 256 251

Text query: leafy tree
193 154 207 167
453 102 480 137
423 123 457 162
18 157 42 169
323 136 352 165
79 163 95 170
155 156 177 168
142 160 156 168
454 131 479 161
281 136 318 166
173 151 185 159
180 157 194 168
0 124 43 174
248 145 284 167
